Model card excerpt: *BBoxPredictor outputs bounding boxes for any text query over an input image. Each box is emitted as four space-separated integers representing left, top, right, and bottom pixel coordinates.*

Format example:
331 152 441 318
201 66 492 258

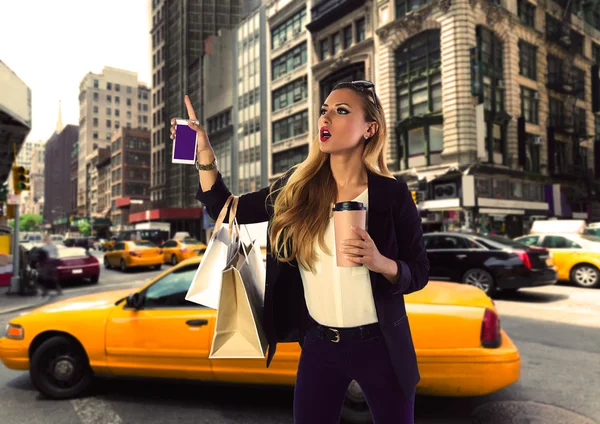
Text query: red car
35 246 100 285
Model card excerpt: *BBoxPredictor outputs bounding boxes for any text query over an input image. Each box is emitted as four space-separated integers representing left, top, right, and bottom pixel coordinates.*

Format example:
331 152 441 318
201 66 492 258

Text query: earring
364 135 369 139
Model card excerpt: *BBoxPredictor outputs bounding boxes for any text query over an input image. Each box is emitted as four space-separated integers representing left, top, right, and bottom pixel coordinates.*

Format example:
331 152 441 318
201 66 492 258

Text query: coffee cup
333 201 367 267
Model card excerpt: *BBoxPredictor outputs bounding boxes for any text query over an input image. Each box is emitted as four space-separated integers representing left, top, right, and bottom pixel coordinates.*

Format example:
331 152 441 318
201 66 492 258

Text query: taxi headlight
5 323 24 340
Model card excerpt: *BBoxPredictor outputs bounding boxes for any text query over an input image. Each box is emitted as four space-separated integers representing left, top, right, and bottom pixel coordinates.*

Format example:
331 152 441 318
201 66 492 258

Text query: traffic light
411 190 417 204
0 182 8 202
12 165 30 195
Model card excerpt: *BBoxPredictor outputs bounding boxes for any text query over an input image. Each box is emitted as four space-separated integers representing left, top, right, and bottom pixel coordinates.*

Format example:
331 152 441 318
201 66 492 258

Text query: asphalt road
0 262 598 424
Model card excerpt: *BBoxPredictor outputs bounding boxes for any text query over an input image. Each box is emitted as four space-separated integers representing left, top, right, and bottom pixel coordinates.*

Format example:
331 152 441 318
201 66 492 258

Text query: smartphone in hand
172 119 199 164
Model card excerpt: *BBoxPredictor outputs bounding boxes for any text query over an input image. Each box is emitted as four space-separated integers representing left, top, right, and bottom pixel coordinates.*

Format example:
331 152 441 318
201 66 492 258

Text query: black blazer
196 168 430 399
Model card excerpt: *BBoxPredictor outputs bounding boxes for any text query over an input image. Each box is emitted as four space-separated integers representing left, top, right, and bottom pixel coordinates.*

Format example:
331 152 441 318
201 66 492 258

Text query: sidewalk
0 287 55 315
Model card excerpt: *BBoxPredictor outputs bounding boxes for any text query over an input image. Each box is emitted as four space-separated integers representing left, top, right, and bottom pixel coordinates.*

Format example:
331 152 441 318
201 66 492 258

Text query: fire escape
547 0 593 212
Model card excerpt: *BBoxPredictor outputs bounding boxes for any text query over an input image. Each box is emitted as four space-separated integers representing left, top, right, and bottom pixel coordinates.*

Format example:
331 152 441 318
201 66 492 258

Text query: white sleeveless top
298 188 378 328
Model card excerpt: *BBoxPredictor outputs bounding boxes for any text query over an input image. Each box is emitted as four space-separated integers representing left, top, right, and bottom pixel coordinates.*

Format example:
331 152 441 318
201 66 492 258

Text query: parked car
161 238 207 265
103 241 162 272
0 256 520 423
423 232 557 296
20 233 44 251
29 245 100 285
514 233 600 288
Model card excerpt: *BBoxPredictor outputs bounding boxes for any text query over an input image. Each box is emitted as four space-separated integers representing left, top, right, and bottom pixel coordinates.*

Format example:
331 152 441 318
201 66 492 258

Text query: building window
127 98 132 107
93 118 98 127
93 105 98 114
574 107 586 135
546 14 561 41
518 0 536 28
115 109 120 117
93 92 99 101
547 54 562 87
395 0 432 18
555 141 568 173
573 67 585 100
272 144 309 175
343 25 352 49
521 87 539 124
271 8 306 50
519 41 537 80
396 30 442 121
107 82 112 90
107 94 112 102
525 134 541 173
356 18 365 42
106 120 112 128
127 86 133 94
593 42 600 65
93 79 99 89
571 31 584 55
549 97 564 128
332 33 341 55
116 84 121 92
93 132 98 139
272 42 307 80
272 110 309 143
272 77 308 112
320 38 330 60
478 26 504 113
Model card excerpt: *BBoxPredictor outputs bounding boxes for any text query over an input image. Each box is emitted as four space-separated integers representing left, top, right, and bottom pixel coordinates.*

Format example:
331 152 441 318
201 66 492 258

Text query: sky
0 0 151 143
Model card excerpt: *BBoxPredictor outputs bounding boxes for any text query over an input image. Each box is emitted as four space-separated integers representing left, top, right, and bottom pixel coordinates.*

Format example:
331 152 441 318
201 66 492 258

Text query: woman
170 81 429 423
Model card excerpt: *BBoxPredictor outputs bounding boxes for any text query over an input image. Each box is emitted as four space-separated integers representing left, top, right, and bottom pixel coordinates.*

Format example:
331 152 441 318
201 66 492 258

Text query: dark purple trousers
293 329 415 424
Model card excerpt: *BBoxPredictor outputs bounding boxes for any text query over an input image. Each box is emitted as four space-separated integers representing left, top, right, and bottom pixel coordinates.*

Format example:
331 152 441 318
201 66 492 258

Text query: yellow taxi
102 237 118 252
103 240 163 272
0 257 520 422
161 238 207 265
515 233 600 288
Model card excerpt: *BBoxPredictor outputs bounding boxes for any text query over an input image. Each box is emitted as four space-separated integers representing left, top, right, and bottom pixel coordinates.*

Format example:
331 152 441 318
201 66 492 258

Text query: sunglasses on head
333 80 380 112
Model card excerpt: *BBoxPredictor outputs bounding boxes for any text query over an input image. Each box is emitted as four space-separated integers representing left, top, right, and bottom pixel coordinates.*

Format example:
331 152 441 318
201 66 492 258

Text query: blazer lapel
367 171 393 291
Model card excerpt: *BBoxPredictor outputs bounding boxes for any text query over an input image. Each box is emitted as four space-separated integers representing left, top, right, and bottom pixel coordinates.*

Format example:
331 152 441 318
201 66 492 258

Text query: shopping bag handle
212 195 240 241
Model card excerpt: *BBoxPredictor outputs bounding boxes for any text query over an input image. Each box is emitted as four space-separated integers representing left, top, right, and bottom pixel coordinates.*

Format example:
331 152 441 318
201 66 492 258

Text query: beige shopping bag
209 241 268 359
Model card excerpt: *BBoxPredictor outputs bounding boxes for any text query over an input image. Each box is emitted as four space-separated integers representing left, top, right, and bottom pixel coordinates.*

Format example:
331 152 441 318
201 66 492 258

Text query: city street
1 264 598 424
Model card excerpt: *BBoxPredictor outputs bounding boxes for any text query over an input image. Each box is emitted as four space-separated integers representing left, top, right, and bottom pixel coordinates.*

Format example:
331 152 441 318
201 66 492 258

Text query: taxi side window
518 236 539 246
542 236 581 249
114 243 125 251
143 265 204 308
163 240 176 248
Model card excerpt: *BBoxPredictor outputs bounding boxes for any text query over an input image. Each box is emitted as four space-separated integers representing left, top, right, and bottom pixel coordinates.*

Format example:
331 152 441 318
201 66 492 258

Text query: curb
0 295 56 315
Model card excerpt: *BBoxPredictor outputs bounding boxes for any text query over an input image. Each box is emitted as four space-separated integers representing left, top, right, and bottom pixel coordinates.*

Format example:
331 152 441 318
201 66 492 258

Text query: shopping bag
209 239 268 359
186 195 240 309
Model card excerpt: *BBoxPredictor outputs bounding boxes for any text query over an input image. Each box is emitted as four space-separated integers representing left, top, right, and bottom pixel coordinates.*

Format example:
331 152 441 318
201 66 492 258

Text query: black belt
307 317 381 343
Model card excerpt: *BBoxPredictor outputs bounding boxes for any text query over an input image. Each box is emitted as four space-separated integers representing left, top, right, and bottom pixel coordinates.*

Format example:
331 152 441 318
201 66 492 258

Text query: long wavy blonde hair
267 85 395 274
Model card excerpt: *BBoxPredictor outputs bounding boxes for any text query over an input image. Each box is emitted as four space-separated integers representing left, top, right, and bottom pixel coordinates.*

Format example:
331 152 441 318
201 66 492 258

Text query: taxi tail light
180 248 188 253
157 249 163 254
481 308 502 348
515 250 532 270
130 251 141 257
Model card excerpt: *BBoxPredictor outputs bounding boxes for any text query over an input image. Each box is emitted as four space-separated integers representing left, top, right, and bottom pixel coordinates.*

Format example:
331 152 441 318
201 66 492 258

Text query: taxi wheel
103 257 111 269
120 259 127 272
340 380 371 423
30 336 93 399
570 264 600 288
171 255 178 266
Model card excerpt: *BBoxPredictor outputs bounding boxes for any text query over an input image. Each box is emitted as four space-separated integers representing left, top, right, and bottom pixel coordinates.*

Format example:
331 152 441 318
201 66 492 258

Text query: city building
368 0 600 235
0 60 31 192
266 1 312 182
76 66 150 216
43 125 78 234
96 147 112 224
234 7 270 193
146 0 244 238
23 142 45 216
110 128 151 230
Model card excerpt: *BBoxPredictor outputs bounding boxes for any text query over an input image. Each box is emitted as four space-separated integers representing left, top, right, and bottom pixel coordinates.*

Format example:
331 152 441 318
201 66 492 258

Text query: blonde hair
267 87 396 274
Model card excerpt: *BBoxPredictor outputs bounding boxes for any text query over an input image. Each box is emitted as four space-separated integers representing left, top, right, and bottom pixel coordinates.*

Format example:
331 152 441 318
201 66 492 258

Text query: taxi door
105 264 215 379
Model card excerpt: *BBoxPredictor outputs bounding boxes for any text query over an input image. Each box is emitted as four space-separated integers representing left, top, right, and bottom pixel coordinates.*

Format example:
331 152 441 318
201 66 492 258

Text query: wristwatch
195 157 218 171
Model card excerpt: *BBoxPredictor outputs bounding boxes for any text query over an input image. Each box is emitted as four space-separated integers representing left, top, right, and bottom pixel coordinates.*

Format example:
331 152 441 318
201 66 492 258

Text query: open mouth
320 127 331 142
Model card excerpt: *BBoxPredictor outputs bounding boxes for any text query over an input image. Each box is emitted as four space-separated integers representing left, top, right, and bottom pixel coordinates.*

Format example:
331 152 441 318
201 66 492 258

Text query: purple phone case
174 124 197 161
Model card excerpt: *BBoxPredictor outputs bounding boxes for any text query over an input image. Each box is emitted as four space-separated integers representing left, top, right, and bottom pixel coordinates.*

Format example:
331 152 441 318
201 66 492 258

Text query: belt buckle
329 328 340 343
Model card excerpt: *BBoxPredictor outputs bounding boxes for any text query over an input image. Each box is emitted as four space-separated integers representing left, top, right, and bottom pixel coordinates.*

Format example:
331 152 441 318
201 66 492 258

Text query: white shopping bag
186 195 240 309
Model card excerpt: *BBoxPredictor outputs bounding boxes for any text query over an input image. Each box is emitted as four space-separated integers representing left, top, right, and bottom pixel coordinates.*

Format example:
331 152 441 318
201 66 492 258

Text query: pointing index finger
184 95 197 121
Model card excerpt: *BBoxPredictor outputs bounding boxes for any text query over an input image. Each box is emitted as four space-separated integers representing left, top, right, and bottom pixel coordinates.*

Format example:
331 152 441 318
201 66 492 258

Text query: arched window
395 30 443 166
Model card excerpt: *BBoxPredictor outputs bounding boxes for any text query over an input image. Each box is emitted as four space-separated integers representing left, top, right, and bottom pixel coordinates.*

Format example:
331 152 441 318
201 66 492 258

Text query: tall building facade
368 0 600 233
76 67 150 216
110 128 151 229
43 125 78 231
